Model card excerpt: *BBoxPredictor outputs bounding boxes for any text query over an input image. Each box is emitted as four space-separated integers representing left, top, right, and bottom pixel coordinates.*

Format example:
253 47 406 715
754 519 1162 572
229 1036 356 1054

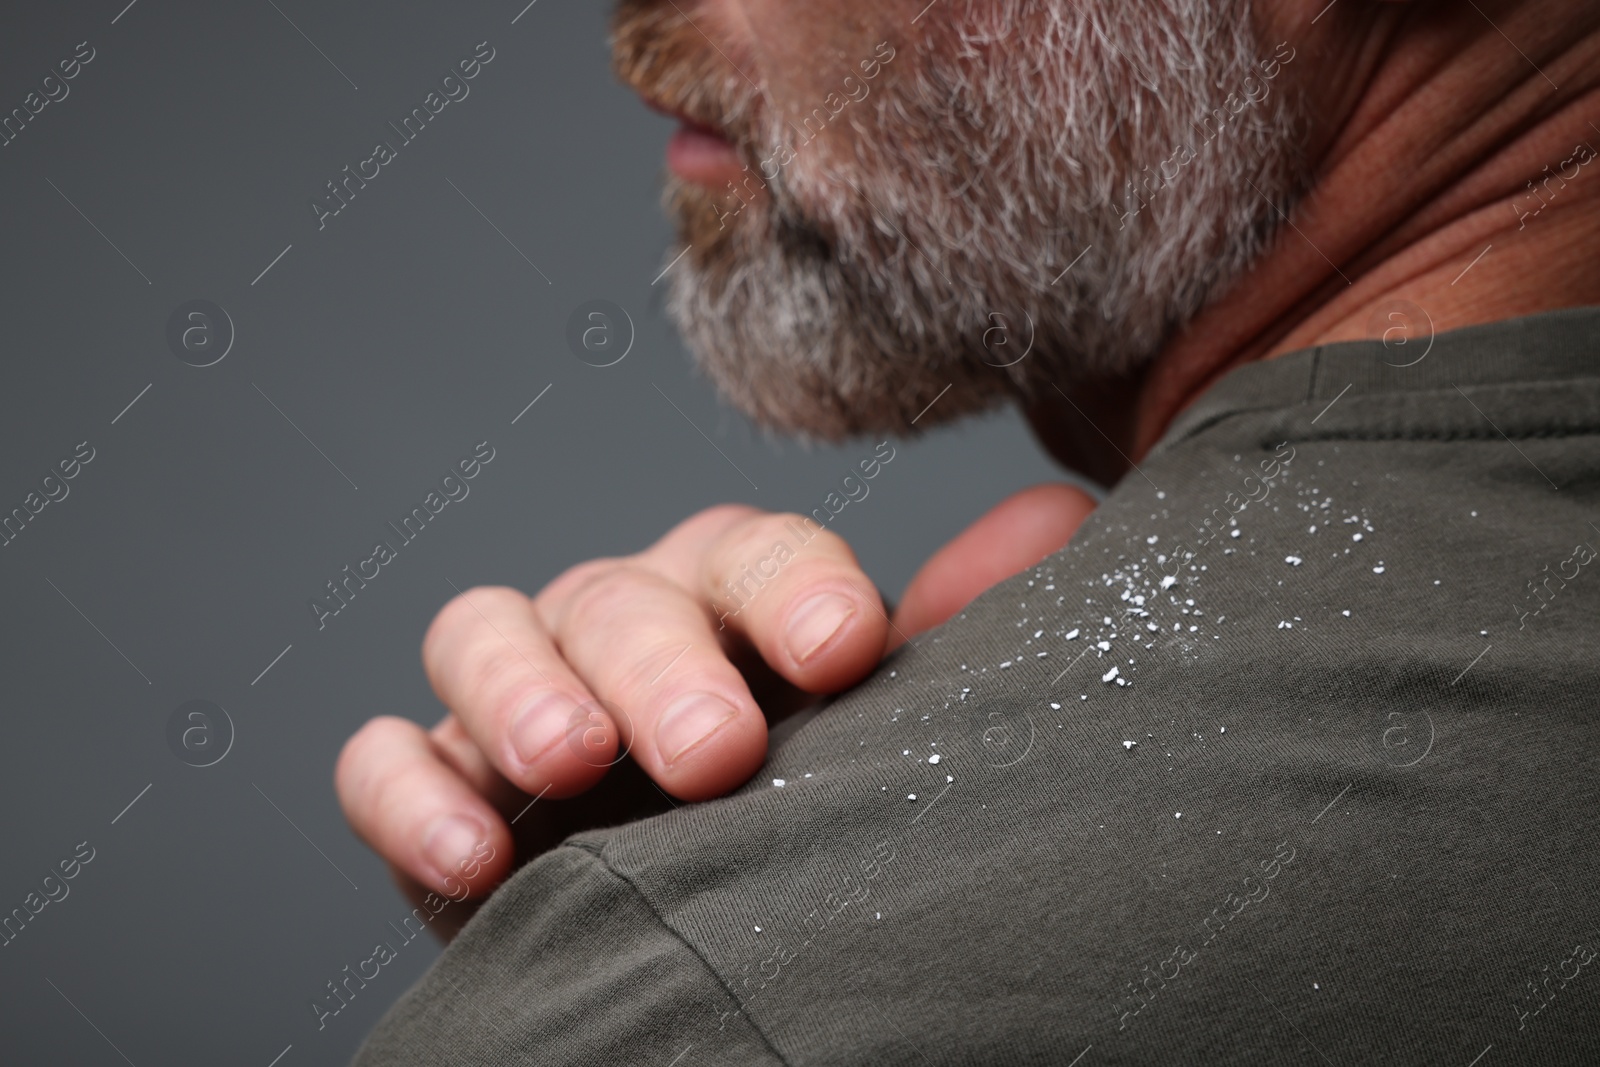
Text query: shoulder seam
1293 426 1600 443
561 844 793 1067
1160 401 1600 452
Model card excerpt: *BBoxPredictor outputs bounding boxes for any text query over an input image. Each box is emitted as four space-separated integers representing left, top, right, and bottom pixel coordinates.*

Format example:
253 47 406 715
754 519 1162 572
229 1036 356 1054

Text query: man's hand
336 484 1093 916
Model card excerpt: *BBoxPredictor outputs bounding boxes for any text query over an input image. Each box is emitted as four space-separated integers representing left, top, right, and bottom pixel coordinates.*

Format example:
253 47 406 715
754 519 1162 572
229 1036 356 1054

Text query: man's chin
663 212 1016 439
684 352 1010 442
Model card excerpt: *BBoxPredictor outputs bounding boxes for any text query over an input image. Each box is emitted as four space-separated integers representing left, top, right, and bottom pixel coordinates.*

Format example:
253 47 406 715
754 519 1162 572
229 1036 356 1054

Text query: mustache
609 0 763 146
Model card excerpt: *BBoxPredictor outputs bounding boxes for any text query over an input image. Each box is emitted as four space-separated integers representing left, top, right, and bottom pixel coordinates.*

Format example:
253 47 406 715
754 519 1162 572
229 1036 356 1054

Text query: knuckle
342 714 408 758
335 716 409 807
767 512 830 553
369 761 439 831
538 556 626 610
713 512 854 589
460 641 545 727
613 638 710 698
699 502 763 525
667 503 763 544
564 563 662 633
745 511 811 545
789 519 854 561
560 567 722 696
425 586 524 655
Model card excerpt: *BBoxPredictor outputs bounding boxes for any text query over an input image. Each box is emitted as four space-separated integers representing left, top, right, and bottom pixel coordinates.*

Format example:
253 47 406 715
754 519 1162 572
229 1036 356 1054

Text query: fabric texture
354 307 1600 1065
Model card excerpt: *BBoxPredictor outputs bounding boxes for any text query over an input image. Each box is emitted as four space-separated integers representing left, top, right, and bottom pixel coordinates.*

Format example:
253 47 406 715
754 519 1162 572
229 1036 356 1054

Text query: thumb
892 483 1096 645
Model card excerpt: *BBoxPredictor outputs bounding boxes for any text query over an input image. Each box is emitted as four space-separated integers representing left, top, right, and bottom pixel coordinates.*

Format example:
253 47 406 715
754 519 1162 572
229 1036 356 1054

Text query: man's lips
641 97 745 188
667 123 744 186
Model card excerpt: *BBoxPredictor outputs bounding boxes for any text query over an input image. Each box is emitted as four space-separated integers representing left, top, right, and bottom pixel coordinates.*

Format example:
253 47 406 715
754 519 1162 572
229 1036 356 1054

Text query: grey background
0 1 1074 1064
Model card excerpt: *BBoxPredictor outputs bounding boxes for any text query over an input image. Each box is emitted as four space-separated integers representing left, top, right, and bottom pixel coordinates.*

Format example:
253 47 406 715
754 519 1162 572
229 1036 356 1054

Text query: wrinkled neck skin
1027 0 1600 486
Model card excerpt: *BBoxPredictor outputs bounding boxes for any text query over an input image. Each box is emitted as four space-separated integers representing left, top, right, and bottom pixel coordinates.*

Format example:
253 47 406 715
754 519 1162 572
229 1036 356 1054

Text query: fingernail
655 691 738 764
785 593 856 664
511 693 580 766
422 814 484 886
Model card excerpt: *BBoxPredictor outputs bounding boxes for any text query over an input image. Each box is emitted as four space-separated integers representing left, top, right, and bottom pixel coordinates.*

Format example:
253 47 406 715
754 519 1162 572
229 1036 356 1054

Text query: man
339 0 1600 1060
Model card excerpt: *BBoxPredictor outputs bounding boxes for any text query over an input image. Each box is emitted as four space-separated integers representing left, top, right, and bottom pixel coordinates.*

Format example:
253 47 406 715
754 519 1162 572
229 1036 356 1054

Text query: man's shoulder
363 330 1600 1063
566 379 1600 1060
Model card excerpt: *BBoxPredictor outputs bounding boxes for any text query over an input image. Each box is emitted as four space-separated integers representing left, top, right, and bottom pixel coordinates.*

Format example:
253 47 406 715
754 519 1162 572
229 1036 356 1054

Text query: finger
428 713 531 814
422 585 613 800
336 716 515 900
429 714 580 861
685 510 889 693
540 565 767 801
894 483 1097 642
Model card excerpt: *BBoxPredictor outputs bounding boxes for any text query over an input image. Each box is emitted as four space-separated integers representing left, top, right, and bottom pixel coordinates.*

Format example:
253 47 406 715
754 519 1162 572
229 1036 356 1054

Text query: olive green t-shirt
354 307 1600 1065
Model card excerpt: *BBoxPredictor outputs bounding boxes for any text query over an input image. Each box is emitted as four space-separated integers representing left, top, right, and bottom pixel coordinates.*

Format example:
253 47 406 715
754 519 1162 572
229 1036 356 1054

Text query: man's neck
1030 1 1600 485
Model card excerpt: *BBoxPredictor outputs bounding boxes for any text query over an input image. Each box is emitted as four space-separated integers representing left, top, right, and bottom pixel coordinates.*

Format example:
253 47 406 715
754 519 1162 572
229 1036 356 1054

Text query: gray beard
662 0 1306 440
